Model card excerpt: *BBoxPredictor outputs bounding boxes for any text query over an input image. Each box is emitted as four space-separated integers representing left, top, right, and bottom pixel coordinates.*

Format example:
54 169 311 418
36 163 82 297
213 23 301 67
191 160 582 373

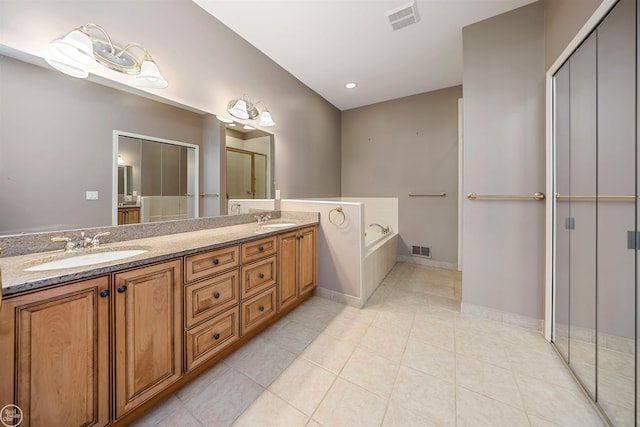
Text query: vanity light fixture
45 23 168 89
227 97 276 127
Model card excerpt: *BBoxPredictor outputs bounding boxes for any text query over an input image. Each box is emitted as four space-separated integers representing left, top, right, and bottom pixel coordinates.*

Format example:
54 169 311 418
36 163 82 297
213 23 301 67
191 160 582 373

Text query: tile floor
132 262 605 427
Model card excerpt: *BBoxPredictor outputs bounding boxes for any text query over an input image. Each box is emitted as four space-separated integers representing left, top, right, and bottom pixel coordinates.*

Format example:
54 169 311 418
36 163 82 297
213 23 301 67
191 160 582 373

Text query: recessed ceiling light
345 82 358 89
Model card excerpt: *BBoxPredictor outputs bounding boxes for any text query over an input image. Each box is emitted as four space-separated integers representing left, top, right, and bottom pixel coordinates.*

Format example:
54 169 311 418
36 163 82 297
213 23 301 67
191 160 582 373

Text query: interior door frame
544 0 619 341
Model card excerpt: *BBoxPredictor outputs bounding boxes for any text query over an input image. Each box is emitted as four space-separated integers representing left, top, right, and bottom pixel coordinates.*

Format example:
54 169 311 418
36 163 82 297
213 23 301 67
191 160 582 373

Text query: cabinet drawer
241 236 277 264
185 307 240 371
185 245 240 283
241 287 277 336
241 255 277 299
185 269 239 328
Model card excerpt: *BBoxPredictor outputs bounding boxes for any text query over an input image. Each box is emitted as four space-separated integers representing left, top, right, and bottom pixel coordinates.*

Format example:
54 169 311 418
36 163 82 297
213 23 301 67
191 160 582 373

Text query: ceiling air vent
386 1 420 31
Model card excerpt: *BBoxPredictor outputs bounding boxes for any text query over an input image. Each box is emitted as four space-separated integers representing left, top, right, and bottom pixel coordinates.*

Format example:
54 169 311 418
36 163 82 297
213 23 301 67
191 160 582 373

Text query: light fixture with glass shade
226 97 276 127
45 23 168 89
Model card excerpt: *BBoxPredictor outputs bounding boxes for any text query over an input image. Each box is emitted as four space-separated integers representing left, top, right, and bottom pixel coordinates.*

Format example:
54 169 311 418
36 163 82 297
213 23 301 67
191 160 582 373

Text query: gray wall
1 0 342 208
462 3 545 319
341 87 461 265
543 0 605 69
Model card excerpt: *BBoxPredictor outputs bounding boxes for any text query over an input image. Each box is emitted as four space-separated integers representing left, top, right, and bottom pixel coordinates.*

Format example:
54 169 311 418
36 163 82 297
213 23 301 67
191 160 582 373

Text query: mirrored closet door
552 0 637 424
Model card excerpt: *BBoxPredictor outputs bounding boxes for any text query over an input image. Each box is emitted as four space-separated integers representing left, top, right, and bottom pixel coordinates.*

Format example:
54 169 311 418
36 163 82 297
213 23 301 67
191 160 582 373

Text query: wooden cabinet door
0 277 110 427
113 260 182 419
278 231 299 311
298 227 317 295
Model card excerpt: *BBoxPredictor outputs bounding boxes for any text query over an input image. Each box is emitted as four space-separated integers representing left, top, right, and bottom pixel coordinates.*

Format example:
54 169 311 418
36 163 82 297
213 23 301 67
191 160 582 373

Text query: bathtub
280 197 399 308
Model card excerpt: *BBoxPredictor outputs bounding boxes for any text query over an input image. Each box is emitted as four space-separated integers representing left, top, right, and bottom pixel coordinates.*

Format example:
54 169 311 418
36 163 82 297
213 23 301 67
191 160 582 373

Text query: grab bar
408 192 447 197
555 193 635 201
467 192 546 201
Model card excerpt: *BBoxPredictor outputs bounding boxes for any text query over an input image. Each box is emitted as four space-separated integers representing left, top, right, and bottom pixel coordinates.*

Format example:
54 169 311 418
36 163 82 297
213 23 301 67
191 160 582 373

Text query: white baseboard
461 302 544 332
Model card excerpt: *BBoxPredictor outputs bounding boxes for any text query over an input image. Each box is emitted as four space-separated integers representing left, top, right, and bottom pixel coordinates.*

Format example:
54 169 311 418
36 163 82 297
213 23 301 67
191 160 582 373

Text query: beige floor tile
321 315 371 345
175 361 231 402
305 419 324 427
312 378 387 427
359 325 409 363
390 365 455 426
456 387 529 427
340 348 400 398
131 394 187 427
515 373 605 427
370 310 414 336
269 358 336 416
598 399 634 427
231 390 308 427
224 336 297 387
455 330 511 369
382 402 440 427
401 339 455 382
183 368 264 427
527 414 564 427
260 319 321 354
508 346 582 391
155 404 202 427
409 315 455 352
300 332 356 374
455 355 523 409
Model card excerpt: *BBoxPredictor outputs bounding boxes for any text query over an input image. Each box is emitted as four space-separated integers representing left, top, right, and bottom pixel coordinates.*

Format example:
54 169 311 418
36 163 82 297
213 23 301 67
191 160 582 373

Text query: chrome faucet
254 214 271 224
370 223 390 234
51 231 111 251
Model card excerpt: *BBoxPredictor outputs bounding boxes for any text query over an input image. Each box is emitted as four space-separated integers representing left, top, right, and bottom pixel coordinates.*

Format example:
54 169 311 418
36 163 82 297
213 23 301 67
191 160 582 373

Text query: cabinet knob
99 289 110 298
259 306 265 312
213 292 221 299
117 285 127 293
213 258 220 265
213 333 221 340
300 235 305 239
258 273 265 279
258 246 264 252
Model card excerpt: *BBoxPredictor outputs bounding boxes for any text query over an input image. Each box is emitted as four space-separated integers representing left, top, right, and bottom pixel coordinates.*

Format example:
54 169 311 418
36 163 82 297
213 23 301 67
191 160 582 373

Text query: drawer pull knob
213 292 221 299
258 246 264 251
117 285 127 293
259 306 265 312
258 273 265 279
213 258 220 265
99 289 110 298
300 235 305 239
213 333 221 340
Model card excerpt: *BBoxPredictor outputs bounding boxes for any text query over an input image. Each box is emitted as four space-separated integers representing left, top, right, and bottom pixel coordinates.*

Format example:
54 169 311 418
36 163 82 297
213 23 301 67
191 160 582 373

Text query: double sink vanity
0 213 318 426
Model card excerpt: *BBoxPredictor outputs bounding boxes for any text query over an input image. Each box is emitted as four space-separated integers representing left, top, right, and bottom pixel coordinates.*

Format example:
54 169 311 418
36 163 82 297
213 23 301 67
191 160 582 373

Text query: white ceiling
193 0 537 111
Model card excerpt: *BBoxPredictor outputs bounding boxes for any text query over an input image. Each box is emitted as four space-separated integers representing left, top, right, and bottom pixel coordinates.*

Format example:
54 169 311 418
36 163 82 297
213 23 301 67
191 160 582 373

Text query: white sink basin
261 223 296 228
25 250 147 271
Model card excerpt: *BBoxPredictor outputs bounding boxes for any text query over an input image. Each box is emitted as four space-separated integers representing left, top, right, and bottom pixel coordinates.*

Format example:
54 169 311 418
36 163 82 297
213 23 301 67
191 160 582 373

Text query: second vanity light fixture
226 96 276 127
45 23 168 89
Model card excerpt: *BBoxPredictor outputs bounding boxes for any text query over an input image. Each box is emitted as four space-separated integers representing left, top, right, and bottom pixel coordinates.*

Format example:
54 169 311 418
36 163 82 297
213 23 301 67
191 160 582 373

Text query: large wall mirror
0 49 275 236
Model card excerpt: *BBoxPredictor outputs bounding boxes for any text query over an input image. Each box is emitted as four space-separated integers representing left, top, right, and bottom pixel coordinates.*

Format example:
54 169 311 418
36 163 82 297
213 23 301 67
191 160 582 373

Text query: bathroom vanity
0 218 317 426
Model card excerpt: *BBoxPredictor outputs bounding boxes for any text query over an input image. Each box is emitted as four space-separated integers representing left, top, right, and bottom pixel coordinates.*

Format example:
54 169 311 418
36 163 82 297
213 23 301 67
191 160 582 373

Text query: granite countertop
0 218 318 297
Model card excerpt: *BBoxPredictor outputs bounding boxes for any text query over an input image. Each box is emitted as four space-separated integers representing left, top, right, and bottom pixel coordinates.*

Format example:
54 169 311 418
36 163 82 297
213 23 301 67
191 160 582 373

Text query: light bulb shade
259 111 276 126
45 29 96 78
134 60 168 89
228 99 250 119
